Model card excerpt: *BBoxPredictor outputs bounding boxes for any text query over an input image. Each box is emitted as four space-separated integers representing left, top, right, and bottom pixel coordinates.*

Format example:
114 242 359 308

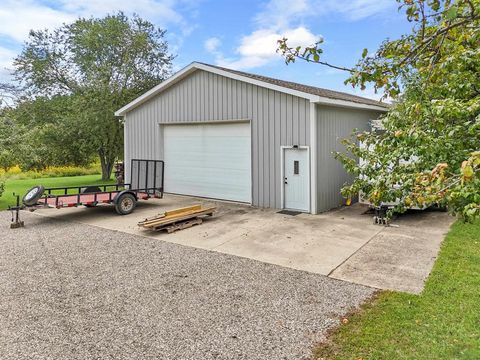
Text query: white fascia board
314 97 389 112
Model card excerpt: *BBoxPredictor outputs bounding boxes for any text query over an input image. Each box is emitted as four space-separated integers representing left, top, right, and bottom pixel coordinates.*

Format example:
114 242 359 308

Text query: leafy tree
0 116 19 171
13 12 173 179
6 96 97 170
278 0 480 220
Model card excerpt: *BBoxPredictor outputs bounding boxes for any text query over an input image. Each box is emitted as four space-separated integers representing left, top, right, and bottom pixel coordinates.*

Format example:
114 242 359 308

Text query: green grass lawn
314 220 480 359
0 174 115 210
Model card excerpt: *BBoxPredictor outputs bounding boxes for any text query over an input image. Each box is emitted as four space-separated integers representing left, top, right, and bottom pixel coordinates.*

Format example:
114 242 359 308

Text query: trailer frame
25 159 164 214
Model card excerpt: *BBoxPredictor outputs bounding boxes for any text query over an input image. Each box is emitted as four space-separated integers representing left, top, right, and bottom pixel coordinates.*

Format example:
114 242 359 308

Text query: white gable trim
315 97 388 112
115 62 388 116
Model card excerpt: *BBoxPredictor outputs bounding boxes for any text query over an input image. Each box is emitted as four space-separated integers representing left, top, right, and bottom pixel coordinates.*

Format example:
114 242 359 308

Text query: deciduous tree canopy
278 0 480 220
11 12 173 179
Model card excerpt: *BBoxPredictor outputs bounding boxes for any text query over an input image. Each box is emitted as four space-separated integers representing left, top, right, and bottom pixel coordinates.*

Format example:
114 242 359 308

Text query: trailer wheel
115 193 136 215
81 186 101 207
22 185 45 206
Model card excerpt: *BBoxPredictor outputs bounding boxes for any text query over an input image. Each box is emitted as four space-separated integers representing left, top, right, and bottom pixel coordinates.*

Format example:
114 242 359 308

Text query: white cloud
0 0 195 42
212 0 394 70
58 0 188 31
0 1 75 42
0 0 200 82
204 37 221 53
218 26 318 70
0 46 16 81
254 0 310 28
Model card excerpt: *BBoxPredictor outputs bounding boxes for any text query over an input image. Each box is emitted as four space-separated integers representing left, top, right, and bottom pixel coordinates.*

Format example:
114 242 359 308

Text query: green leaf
444 6 458 21
462 165 474 178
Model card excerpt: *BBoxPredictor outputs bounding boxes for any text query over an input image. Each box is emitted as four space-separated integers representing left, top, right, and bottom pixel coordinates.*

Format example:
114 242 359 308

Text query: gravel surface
0 211 375 359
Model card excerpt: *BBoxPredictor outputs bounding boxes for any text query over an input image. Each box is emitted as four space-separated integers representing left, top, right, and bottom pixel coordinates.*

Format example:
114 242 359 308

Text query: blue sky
0 0 411 99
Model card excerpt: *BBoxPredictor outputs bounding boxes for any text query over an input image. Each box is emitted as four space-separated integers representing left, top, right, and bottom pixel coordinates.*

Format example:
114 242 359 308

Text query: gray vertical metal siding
124 69 310 209
316 105 382 212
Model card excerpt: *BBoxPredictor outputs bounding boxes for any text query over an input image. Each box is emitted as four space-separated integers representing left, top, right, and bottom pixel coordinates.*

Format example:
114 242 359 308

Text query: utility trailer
20 159 164 216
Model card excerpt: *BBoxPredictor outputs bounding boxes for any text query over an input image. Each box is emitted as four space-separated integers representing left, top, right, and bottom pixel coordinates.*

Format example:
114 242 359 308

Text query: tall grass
0 164 101 180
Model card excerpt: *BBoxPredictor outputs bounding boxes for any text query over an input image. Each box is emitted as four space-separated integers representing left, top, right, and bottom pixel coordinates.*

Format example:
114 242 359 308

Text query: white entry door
283 147 309 212
163 122 251 203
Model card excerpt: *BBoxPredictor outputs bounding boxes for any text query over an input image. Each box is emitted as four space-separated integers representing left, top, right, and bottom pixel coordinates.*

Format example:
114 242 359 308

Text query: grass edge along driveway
314 219 480 359
0 174 115 210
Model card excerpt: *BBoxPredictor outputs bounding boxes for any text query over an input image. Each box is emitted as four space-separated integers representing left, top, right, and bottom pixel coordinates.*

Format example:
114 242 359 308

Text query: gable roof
115 62 389 116
202 63 389 110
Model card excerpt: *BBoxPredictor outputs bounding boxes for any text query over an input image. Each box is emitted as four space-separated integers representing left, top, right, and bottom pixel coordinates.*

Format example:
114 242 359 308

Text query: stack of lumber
138 204 215 233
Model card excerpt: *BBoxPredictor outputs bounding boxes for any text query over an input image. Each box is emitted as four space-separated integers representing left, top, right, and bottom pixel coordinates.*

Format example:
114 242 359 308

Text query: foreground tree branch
277 0 480 220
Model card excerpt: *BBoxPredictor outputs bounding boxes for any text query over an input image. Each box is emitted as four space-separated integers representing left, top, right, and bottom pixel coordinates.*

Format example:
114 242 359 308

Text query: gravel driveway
1 211 374 359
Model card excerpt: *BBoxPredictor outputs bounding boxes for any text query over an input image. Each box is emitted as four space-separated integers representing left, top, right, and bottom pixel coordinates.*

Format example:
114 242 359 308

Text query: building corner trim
309 102 318 214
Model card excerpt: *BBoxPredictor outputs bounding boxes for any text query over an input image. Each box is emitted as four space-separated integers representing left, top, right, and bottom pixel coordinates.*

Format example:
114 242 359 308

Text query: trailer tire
22 185 44 206
115 193 136 215
81 186 101 207
82 186 102 193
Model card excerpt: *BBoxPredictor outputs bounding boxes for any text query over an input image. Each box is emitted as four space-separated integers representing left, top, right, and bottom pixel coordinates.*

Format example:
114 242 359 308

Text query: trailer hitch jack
8 193 24 229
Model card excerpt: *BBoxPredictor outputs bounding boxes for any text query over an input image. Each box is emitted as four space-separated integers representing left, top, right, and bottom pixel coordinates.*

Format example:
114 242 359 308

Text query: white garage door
163 122 251 203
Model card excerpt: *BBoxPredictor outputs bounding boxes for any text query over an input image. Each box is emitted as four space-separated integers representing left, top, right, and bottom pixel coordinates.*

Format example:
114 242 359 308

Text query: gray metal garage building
115 62 388 214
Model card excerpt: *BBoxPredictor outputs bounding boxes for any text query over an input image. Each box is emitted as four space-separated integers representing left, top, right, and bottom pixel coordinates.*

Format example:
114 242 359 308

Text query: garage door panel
164 123 251 202
166 139 250 170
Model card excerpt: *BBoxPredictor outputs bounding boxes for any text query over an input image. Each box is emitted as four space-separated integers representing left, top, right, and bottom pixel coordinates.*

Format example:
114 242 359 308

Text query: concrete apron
32 194 454 294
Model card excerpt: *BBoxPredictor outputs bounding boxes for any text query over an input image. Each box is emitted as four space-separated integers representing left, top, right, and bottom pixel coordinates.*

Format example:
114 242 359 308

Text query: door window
293 160 299 175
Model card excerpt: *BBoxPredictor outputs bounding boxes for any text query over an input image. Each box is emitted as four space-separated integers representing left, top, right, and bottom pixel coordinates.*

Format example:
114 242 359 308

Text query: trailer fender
113 190 138 204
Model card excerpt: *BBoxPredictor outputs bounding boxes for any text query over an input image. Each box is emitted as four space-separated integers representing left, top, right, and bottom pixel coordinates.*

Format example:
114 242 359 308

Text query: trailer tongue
9 159 164 227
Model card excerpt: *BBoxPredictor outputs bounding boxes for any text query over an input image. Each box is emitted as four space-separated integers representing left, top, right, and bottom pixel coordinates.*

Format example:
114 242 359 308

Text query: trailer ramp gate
130 159 165 196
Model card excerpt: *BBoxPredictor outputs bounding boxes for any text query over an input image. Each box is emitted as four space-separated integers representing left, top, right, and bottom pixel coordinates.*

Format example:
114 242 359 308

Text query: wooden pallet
164 218 203 233
138 204 215 233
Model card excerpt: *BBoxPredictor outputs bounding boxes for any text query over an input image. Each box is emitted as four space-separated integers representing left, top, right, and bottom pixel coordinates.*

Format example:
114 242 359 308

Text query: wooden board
165 204 202 217
144 208 215 228
138 205 203 226
138 205 216 230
